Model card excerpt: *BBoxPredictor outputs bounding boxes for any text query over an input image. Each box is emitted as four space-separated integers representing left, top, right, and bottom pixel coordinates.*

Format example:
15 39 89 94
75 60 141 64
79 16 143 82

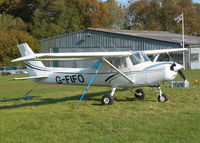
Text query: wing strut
153 54 160 62
102 57 134 84
76 61 103 107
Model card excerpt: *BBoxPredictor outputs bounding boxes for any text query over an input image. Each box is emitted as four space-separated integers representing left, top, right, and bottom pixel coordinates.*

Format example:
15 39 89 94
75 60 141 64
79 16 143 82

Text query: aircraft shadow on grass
0 96 40 102
0 88 138 110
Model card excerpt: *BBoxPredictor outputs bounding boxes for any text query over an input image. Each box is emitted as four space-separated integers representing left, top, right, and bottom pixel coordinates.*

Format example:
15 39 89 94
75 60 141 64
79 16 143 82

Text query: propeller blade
178 70 187 81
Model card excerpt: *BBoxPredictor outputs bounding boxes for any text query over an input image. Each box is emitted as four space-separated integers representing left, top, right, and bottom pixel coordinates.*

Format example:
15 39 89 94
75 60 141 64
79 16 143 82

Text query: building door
190 48 200 69
52 47 59 67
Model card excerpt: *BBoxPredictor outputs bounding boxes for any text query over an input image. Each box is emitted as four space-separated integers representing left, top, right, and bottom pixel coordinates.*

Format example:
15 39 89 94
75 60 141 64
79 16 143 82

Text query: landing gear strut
101 87 116 105
156 86 168 102
134 89 145 100
128 88 145 100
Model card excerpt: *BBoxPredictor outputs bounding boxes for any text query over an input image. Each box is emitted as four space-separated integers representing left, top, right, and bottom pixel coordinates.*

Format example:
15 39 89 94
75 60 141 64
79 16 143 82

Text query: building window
190 53 199 62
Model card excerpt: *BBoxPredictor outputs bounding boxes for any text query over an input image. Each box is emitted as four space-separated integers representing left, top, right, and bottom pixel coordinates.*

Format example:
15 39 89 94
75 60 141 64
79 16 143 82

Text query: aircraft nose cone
173 63 184 72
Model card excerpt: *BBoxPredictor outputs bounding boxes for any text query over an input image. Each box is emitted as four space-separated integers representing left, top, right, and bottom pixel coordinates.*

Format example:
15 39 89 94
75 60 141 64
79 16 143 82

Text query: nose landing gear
156 86 168 102
157 93 168 102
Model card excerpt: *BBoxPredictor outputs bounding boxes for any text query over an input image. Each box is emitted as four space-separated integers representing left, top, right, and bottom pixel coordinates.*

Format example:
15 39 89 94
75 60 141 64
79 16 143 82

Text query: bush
0 29 39 66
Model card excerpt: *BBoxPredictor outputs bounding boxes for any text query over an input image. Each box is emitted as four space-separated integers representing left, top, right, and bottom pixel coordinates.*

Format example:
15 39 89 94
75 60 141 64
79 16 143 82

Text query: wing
12 51 132 62
12 47 187 62
144 48 188 55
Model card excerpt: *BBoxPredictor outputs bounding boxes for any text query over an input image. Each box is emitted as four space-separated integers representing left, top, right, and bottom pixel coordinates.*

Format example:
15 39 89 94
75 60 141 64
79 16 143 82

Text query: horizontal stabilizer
11 75 48 80
12 55 37 62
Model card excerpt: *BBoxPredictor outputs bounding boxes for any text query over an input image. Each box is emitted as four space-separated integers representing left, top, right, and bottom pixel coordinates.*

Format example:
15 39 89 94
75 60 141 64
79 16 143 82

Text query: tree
76 0 109 28
160 0 181 32
0 14 27 31
0 0 19 15
0 0 40 22
125 0 200 36
106 0 125 29
30 0 82 39
194 3 200 16
128 0 161 30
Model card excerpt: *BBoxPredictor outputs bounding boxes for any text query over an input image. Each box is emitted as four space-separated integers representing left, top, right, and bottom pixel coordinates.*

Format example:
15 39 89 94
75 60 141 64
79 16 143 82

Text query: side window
110 58 127 69
120 58 127 68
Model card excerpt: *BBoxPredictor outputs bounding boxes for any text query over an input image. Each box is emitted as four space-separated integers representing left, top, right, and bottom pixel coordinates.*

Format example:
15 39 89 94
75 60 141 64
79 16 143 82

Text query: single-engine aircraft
12 43 187 105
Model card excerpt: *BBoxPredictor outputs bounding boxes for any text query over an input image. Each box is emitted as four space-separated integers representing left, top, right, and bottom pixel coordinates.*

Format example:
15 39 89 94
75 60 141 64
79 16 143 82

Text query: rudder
17 43 46 76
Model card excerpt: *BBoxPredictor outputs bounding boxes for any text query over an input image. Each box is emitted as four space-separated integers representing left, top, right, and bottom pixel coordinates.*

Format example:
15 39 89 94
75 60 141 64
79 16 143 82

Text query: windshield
131 52 150 65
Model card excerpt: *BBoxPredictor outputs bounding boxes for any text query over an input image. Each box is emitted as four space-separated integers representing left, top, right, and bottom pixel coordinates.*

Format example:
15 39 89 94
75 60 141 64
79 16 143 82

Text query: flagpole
182 12 185 69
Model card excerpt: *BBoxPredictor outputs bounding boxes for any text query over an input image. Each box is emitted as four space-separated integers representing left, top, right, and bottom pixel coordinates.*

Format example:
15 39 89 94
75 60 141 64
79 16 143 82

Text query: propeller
178 70 187 81
167 53 187 81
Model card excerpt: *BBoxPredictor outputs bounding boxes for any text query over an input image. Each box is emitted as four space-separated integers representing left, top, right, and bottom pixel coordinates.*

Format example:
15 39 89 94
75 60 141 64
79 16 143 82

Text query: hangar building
40 28 200 69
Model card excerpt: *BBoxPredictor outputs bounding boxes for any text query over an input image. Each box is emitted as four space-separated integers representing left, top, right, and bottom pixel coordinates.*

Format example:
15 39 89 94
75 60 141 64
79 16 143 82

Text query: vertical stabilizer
17 43 35 57
17 43 46 76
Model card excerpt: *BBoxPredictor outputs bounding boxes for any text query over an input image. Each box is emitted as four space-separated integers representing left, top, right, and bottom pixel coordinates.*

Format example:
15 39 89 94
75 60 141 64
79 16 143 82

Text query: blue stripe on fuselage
144 62 172 70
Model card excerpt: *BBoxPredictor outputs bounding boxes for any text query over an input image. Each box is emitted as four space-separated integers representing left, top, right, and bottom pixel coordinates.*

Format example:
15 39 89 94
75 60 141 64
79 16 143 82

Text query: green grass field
0 69 200 143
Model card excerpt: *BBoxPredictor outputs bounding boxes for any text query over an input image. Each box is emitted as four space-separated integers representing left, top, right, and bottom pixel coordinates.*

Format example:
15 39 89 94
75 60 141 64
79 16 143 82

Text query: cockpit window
131 52 143 65
131 52 150 65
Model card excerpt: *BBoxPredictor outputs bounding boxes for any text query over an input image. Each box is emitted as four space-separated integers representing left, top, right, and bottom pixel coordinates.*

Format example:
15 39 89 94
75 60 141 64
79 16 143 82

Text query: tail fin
17 43 47 76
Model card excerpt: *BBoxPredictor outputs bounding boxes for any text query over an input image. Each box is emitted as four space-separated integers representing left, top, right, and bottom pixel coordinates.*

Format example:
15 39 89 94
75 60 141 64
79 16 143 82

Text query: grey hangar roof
41 28 200 47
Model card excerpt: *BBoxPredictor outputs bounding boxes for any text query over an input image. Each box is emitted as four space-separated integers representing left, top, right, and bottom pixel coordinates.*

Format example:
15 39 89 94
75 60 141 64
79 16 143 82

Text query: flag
174 14 183 23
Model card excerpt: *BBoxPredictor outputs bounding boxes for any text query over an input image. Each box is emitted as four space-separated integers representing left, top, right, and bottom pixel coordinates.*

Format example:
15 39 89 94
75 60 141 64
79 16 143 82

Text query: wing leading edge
12 51 132 62
144 48 188 55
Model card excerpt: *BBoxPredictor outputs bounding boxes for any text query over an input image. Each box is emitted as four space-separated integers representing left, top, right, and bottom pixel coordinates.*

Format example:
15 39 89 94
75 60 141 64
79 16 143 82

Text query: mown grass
0 69 200 143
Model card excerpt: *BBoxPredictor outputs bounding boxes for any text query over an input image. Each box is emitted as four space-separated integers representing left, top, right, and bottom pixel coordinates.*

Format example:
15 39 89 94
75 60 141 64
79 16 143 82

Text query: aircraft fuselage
32 61 179 88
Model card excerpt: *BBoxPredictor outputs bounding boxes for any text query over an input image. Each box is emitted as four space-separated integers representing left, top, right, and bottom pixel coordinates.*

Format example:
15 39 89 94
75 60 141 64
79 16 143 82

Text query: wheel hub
104 98 110 104
159 95 165 102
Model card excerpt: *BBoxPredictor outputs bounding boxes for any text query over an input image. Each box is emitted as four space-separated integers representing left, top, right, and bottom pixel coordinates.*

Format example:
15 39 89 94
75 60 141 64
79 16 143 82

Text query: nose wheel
157 93 168 102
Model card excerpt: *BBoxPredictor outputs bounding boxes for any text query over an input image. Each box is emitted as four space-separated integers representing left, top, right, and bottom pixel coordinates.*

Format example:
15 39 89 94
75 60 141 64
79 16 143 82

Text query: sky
102 0 200 5
193 0 200 3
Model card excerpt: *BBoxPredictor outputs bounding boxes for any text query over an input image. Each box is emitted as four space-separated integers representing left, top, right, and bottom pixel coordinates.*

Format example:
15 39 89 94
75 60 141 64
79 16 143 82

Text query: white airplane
12 43 187 105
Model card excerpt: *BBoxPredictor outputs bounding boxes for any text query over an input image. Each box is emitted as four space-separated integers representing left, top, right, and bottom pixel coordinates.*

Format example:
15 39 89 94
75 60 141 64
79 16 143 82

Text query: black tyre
134 89 145 100
101 95 113 105
157 94 168 102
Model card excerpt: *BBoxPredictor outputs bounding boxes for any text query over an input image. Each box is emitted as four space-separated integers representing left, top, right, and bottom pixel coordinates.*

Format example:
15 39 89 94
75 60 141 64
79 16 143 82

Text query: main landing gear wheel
157 94 168 102
134 89 145 100
102 95 113 105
